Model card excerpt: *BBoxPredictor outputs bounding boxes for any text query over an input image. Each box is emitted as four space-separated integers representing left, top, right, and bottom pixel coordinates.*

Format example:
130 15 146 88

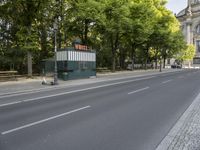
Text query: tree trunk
144 58 147 70
27 51 32 77
58 28 62 49
64 31 67 48
40 26 48 57
155 50 158 69
27 26 32 77
131 45 135 71
159 59 162 72
131 56 134 71
111 34 115 72
119 47 125 70
144 48 149 70
111 33 119 72
163 56 166 69
155 59 157 69
112 52 116 72
84 19 89 45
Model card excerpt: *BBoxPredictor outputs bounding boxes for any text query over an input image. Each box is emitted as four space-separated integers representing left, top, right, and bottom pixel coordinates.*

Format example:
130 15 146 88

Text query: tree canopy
0 0 188 73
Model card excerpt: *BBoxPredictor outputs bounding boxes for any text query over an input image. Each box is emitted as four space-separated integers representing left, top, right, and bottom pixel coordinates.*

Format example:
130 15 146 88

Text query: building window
193 58 200 64
196 24 200 34
192 0 200 5
196 40 200 52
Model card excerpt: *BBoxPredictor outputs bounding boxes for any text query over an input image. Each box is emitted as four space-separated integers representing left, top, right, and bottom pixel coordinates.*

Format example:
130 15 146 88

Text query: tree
176 44 195 67
100 0 130 72
147 1 184 70
1 0 50 75
66 0 103 45
125 0 157 70
0 0 189 74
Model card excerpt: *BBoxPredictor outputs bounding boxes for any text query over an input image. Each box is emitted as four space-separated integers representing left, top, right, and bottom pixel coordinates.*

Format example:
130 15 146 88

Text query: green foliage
0 0 188 73
176 44 195 61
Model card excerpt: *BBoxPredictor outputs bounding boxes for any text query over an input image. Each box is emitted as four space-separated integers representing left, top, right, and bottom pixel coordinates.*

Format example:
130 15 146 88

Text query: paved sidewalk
156 91 200 150
0 69 180 95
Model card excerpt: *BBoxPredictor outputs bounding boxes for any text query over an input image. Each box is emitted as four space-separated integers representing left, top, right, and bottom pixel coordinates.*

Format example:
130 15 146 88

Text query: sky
166 0 187 14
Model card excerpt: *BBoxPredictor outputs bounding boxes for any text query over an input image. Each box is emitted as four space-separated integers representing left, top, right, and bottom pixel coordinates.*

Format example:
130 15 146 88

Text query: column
186 20 192 44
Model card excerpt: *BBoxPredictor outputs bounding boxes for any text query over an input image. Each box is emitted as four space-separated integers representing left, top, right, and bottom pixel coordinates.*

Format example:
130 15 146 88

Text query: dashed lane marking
1 105 91 135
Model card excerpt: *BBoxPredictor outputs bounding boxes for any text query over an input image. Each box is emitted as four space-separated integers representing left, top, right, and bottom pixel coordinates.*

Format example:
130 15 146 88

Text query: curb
156 92 200 150
0 69 183 96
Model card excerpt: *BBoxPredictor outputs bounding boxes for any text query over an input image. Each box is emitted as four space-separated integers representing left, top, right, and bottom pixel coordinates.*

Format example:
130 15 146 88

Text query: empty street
0 70 200 150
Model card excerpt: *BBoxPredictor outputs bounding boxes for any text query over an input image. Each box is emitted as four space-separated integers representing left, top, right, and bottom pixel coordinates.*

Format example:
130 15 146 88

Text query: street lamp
53 18 58 85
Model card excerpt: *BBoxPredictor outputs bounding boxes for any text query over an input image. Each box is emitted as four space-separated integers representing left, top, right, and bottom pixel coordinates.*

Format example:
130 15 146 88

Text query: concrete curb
156 92 200 150
0 69 177 85
0 69 182 96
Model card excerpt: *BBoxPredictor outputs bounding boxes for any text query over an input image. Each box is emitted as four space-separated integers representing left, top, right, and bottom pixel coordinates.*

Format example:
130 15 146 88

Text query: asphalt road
1 69 200 150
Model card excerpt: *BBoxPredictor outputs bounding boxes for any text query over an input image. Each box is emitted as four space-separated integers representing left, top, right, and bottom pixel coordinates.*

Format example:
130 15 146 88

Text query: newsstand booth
56 46 96 80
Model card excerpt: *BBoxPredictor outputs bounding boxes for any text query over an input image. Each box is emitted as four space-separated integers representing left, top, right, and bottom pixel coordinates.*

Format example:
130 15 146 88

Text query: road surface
0 69 200 150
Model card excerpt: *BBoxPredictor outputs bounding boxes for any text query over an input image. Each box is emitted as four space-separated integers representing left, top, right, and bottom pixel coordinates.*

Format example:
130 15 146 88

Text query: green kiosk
42 39 96 81
56 44 96 80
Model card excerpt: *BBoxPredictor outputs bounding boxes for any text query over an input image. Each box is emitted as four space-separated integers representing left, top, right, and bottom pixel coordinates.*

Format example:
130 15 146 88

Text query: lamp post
53 18 58 85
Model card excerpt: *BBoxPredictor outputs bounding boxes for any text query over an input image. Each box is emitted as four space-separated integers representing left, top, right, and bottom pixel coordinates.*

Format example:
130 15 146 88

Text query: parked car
127 64 133 70
171 64 182 69
127 64 152 70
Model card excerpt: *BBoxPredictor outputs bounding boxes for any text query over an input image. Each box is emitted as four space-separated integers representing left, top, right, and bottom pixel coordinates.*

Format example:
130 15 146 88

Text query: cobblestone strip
156 92 200 150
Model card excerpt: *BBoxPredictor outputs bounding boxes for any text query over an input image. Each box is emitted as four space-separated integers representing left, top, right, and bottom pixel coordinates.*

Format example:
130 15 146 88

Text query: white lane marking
128 87 149 95
0 101 22 107
0 70 181 98
1 106 91 135
0 75 156 99
0 76 155 107
162 80 172 84
0 88 60 99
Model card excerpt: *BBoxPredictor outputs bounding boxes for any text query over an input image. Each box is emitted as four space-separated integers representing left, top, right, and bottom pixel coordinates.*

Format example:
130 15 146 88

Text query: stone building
177 0 200 65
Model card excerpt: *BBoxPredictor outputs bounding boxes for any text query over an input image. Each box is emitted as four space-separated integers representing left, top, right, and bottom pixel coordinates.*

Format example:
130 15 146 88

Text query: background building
177 0 200 65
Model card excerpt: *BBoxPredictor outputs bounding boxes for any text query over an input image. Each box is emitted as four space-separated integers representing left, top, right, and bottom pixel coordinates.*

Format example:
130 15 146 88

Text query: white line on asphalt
0 76 155 107
1 105 91 135
162 80 172 84
0 75 157 99
0 101 22 107
128 87 149 95
0 87 60 99
0 70 182 98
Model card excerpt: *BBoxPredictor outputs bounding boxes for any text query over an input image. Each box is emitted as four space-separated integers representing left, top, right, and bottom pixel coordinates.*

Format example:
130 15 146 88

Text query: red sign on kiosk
74 44 88 51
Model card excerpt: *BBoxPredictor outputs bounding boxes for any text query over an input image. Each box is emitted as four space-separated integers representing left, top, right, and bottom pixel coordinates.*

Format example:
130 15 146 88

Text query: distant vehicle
171 60 182 69
127 64 132 70
127 64 152 70
171 64 182 69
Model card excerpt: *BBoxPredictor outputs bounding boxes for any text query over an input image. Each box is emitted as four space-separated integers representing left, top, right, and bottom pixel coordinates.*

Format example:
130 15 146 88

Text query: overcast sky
166 0 187 14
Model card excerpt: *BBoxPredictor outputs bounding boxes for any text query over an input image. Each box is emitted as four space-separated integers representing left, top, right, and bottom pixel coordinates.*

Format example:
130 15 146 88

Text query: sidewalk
0 69 179 95
156 92 200 150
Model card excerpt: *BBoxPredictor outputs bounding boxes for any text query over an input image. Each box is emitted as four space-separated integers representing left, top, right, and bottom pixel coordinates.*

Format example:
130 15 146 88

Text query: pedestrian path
156 92 200 150
0 69 179 95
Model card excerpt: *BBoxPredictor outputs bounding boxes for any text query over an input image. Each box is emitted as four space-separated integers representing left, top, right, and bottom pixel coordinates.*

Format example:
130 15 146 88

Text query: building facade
177 0 200 64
